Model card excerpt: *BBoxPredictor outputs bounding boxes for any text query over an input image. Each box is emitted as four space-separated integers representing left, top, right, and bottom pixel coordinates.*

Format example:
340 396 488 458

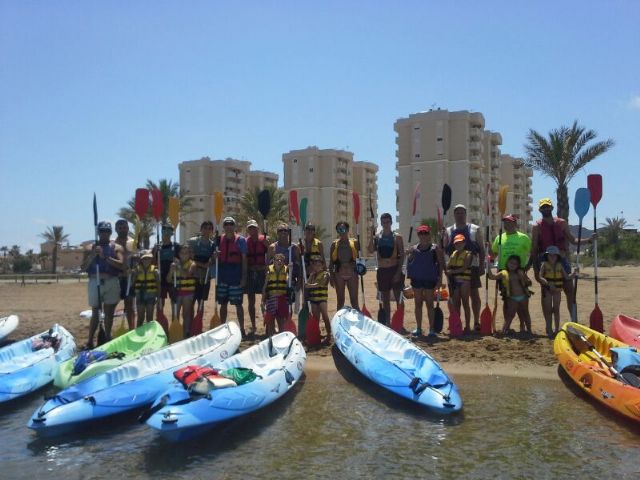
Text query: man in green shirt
490 215 531 271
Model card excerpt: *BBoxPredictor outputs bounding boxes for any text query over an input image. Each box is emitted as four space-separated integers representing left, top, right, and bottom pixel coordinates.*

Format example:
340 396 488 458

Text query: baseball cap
140 250 153 260
97 221 112 232
453 234 466 244
502 215 517 223
545 245 560 255
223 216 236 225
539 198 554 208
453 204 467 212
247 219 259 229
416 225 431 233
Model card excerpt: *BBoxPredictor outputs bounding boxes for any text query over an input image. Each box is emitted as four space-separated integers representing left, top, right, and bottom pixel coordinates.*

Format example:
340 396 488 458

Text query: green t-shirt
492 231 531 270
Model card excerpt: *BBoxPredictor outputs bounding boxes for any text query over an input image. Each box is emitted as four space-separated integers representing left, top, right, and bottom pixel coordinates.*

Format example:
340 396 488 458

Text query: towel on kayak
72 350 124 375
610 347 640 375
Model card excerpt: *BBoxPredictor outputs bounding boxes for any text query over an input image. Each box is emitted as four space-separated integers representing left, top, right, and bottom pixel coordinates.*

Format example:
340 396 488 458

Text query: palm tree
9 245 21 257
237 186 289 238
0 246 7 257
524 121 614 220
118 178 198 248
39 226 69 273
600 216 628 246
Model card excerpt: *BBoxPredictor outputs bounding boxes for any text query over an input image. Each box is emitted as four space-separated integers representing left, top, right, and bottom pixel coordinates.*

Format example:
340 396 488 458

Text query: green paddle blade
574 188 591 219
300 198 308 227
298 304 308 341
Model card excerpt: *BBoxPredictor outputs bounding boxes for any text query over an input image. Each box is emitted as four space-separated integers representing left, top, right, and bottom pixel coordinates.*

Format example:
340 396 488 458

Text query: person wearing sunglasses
329 221 359 310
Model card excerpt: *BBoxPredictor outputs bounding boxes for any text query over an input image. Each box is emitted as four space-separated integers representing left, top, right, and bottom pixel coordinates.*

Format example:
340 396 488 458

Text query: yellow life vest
307 271 329 302
448 250 471 281
304 238 323 265
541 261 564 288
330 238 358 265
176 260 196 293
266 265 288 296
134 265 158 294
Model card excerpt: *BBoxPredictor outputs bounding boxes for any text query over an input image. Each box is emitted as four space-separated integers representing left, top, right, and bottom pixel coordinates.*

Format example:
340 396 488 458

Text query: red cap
502 215 517 222
416 225 431 233
453 234 466 244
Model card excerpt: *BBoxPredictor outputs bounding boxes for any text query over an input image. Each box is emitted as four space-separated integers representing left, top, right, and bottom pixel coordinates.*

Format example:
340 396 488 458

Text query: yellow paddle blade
214 192 224 224
168 318 183 344
113 318 128 338
209 306 221 330
168 197 180 228
498 185 509 215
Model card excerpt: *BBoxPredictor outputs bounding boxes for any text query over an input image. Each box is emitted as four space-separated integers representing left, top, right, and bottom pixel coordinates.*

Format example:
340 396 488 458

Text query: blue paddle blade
574 188 591 219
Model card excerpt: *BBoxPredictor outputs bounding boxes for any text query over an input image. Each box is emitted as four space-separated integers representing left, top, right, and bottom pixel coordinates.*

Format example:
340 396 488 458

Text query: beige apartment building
282 146 378 259
179 157 278 240
394 109 533 241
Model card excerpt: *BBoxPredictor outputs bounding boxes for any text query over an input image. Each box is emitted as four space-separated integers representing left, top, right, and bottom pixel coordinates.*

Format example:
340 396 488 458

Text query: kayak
144 332 306 442
28 322 241 436
0 315 19 342
610 314 640 348
0 325 75 403
331 307 462 413
554 322 640 422
79 309 125 320
54 321 168 388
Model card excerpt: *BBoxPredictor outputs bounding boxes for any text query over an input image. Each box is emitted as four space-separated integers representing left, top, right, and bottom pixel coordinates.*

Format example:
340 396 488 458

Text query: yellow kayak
554 322 640 422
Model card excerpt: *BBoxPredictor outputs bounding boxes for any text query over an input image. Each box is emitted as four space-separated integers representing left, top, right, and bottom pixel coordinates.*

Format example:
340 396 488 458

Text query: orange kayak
554 322 640 422
610 314 640 348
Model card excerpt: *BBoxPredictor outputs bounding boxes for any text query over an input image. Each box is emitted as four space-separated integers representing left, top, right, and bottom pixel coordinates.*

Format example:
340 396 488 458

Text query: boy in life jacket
538 245 574 338
134 250 160 326
245 219 269 338
167 244 197 337
305 254 332 344
262 253 289 336
446 234 473 333
487 255 534 336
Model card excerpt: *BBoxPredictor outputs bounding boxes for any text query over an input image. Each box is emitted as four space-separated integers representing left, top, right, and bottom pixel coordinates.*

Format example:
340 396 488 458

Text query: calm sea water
1 350 638 480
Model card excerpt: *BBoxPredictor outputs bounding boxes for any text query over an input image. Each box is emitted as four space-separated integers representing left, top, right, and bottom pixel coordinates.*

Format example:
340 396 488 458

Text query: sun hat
539 198 554 208
453 204 467 212
223 216 236 225
416 225 431 233
246 219 259 229
453 234 466 244
545 246 560 255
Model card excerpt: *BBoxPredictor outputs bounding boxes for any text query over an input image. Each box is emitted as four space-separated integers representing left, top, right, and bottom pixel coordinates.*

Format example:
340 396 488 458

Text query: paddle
283 190 299 334
587 174 603 332
150 189 170 335
407 183 421 243
480 183 492 335
441 184 452 223
167 196 182 342
572 188 591 322
94 193 107 346
135 188 149 219
208 192 224 330
491 185 509 333
298 197 310 341
440 184 462 337
434 289 444 333
370 196 386 325
257 189 271 236
565 325 640 387
352 192 370 317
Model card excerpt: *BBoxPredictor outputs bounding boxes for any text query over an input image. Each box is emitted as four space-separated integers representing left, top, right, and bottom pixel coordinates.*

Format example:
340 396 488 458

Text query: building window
436 137 443 142
414 154 420 158
293 159 297 163
309 168 314 172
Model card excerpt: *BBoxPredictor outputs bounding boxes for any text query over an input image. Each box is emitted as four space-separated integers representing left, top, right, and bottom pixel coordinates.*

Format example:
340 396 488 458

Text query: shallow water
1 352 639 480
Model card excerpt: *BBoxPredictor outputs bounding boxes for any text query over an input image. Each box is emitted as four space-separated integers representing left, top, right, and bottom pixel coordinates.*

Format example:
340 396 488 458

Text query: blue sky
1 1 639 252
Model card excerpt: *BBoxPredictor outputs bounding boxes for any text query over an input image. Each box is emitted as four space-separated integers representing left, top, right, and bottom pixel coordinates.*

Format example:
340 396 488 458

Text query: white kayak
144 332 306 442
332 307 462 413
0 325 76 403
0 315 19 342
79 309 125 320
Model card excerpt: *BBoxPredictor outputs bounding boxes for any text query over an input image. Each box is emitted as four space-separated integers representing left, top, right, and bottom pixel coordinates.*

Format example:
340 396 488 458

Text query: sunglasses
277 229 288 233
418 232 430 235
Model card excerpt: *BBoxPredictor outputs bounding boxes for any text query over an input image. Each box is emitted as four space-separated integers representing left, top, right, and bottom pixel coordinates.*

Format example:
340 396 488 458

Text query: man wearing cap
114 219 136 330
152 223 180 311
444 204 486 331
302 223 326 271
245 219 269 336
215 217 248 336
530 197 595 317
367 212 405 323
189 221 215 312
81 221 124 347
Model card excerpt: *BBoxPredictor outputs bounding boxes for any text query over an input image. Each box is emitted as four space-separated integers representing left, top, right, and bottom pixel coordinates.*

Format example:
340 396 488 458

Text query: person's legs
502 300 517 333
124 296 135 330
424 289 435 333
182 297 194 337
319 302 331 340
334 276 346 310
103 303 116 341
136 300 145 327
541 289 553 336
563 279 574 318
552 290 562 333
413 288 424 335
146 302 155 324
247 292 257 331
517 299 532 334
459 282 471 331
347 276 359 309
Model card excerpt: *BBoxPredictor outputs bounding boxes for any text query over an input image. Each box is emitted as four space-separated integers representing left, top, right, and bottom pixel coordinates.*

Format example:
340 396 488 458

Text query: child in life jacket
262 253 289 336
488 255 534 336
167 244 197 337
305 254 331 344
538 245 574 338
134 250 160 326
446 234 473 333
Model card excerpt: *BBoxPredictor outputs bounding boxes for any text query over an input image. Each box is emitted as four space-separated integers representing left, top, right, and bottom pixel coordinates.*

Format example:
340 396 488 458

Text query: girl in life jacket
487 255 534 336
446 234 473 333
134 250 160 327
261 253 289 336
305 254 332 343
167 244 197 337
538 245 575 338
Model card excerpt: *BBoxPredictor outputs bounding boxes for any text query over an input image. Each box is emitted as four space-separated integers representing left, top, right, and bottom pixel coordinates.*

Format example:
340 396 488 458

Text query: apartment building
499 154 534 233
394 109 533 240
282 146 378 259
179 157 278 240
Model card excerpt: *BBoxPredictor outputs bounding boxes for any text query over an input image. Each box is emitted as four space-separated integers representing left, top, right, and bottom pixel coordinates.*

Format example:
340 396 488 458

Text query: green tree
523 121 614 220
237 186 289 239
38 251 50 271
39 225 69 273
0 246 7 257
12 255 31 273
9 245 20 257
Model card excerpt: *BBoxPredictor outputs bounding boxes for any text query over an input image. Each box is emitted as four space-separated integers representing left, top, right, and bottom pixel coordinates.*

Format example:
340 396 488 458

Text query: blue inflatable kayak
144 331 306 442
332 307 462 413
28 322 241 436
0 324 75 403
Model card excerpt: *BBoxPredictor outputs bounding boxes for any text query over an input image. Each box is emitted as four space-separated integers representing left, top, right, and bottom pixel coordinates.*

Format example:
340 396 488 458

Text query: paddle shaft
572 220 584 322
592 207 599 304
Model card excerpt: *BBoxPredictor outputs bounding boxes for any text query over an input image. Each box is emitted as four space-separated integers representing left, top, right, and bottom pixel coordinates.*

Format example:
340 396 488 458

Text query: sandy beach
1 265 637 379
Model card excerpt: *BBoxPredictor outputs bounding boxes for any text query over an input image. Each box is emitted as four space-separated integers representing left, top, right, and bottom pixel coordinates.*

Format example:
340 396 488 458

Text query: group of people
81 196 594 348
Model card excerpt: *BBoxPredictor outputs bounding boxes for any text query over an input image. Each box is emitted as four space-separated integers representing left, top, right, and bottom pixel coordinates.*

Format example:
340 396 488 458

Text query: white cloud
629 95 640 110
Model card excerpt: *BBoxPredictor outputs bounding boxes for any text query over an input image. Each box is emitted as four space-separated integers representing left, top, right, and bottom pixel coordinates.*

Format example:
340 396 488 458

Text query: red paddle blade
436 206 442 230
448 305 463 337
587 174 602 207
480 305 492 335
289 190 300 225
390 303 404 333
190 310 203 336
352 192 361 225
305 314 321 347
135 188 149 219
156 307 169 335
412 183 421 216
361 303 371 319
263 311 275 327
151 189 164 221
283 313 298 335
589 305 604 333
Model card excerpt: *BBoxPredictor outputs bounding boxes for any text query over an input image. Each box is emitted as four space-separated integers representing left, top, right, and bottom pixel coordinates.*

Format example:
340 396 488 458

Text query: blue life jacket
72 350 110 375
407 244 439 282
87 242 120 276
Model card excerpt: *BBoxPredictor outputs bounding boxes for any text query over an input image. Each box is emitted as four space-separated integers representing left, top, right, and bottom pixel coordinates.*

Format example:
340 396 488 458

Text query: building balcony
469 127 482 140
469 141 482 153
469 154 482 167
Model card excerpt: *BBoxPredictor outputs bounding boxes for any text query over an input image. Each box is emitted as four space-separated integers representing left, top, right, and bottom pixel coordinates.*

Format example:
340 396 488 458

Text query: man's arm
395 234 405 277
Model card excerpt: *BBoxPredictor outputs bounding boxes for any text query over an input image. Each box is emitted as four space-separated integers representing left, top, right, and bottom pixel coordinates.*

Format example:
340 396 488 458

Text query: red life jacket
537 218 566 253
247 234 267 267
219 234 243 264
173 365 219 388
